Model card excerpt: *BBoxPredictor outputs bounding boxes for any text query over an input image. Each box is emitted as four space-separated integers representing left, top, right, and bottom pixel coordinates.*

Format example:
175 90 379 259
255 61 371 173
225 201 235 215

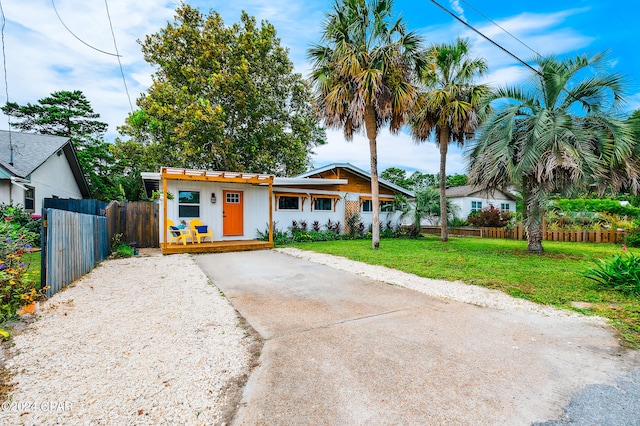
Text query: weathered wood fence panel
42 209 109 297
106 201 159 248
421 224 626 244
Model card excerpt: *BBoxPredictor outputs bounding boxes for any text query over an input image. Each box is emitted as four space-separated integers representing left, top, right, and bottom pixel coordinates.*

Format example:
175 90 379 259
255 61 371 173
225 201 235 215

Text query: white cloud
0 0 625 177
449 0 466 22
311 128 466 175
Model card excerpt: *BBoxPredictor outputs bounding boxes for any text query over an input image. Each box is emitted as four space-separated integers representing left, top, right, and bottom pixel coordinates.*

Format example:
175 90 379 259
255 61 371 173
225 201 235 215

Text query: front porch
161 240 274 255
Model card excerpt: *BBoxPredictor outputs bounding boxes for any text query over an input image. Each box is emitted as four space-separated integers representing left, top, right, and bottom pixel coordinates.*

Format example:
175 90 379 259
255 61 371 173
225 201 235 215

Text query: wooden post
162 168 168 250
268 177 273 244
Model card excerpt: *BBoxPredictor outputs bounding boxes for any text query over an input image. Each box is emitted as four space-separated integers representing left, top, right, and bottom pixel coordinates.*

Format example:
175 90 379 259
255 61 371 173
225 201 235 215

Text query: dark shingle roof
0 130 69 177
0 131 90 197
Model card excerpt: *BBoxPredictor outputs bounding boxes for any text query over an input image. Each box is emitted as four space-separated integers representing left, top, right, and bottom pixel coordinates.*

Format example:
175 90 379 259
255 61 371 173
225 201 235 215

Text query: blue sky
2 0 639 175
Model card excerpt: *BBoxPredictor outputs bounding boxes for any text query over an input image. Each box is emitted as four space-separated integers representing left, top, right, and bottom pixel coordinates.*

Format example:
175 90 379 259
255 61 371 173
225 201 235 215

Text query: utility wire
51 0 121 57
104 0 133 113
0 0 13 164
429 0 541 76
460 0 540 57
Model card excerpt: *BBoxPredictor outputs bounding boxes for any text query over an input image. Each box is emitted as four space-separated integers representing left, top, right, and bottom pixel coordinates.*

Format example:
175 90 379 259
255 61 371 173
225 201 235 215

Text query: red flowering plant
0 211 46 337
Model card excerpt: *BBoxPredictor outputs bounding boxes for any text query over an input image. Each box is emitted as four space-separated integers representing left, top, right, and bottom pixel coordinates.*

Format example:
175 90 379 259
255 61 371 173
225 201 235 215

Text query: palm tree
401 187 459 236
468 53 639 253
308 0 425 249
410 38 489 242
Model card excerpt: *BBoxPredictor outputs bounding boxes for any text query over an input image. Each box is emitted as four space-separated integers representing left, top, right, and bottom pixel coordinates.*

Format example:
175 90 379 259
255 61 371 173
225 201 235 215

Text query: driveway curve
195 250 639 425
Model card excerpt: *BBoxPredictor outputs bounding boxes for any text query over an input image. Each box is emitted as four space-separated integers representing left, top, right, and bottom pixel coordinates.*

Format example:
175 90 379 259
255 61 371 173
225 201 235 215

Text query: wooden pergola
160 167 274 253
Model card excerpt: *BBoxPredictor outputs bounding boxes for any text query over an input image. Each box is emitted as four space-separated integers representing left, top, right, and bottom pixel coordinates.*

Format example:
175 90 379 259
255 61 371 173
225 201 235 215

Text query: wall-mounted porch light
211 192 217 203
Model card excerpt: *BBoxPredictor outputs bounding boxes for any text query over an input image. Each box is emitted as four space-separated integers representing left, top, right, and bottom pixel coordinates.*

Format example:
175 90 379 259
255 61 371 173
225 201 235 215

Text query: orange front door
223 190 244 236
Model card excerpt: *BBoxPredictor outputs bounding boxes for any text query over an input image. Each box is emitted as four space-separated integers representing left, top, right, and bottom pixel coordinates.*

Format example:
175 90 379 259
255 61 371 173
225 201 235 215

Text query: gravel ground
0 252 254 425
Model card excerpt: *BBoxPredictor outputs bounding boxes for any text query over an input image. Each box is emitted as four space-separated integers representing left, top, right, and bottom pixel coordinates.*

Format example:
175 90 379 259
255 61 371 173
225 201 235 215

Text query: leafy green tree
408 171 438 191
410 38 490 242
2 90 120 201
446 173 468 187
120 5 324 176
381 167 412 189
468 53 639 253
309 0 425 249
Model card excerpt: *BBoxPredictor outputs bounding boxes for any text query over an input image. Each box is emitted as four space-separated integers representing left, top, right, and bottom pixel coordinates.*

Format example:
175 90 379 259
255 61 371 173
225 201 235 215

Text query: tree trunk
364 104 380 249
526 217 544 253
438 129 449 242
523 177 544 253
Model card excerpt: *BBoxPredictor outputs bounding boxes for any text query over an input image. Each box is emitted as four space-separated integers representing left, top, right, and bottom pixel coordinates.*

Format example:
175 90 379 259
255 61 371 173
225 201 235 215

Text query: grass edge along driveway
292 236 640 348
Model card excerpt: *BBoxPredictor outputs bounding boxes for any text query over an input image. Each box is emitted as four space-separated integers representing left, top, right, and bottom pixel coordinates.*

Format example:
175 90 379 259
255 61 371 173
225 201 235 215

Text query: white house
0 131 90 213
445 185 517 220
274 163 413 232
142 163 414 252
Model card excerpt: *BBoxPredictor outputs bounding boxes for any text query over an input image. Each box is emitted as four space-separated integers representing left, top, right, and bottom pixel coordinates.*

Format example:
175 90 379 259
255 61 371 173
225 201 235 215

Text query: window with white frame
362 199 372 212
278 196 299 210
471 201 482 213
313 197 332 211
178 191 200 217
24 187 35 212
500 203 510 212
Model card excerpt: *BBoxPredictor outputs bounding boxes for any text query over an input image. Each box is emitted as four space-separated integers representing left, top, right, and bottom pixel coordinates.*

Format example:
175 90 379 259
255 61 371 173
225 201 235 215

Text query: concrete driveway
195 250 638 425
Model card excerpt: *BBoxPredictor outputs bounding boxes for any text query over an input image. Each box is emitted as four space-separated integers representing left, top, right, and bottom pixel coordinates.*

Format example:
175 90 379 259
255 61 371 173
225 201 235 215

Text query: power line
0 0 13 164
460 0 540 57
429 0 541 76
104 0 133 113
51 0 121 57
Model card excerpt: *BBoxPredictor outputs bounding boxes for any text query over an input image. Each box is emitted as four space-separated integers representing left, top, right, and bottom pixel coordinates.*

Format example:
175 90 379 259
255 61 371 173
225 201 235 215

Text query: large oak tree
119 5 324 176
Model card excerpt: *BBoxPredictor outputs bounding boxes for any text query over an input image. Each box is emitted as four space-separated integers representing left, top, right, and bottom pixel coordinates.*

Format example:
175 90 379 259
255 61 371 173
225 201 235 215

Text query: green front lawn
292 236 640 348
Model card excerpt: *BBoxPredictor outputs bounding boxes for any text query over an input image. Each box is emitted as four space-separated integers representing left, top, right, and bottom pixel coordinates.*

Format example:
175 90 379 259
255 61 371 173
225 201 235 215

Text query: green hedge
554 199 640 218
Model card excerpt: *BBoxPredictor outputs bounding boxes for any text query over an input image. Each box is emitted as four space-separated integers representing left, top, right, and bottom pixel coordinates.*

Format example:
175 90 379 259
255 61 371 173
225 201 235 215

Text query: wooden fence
43 198 107 216
105 201 159 248
41 208 109 296
421 225 627 244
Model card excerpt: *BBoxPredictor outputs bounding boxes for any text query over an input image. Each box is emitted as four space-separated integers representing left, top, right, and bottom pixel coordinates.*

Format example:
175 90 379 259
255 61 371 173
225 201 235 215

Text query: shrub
583 250 640 297
0 204 41 246
256 222 290 246
555 198 640 218
468 206 512 227
112 242 134 258
0 216 46 332
325 219 341 234
626 219 640 248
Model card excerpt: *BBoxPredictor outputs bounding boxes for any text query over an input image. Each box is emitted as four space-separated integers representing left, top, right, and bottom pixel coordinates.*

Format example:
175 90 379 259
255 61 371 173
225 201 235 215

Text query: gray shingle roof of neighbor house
296 163 415 198
445 184 516 201
0 130 91 198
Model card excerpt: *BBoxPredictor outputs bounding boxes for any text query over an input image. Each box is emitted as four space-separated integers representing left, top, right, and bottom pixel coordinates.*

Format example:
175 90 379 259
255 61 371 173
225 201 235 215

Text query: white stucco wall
451 196 516 220
158 180 270 244
0 152 83 213
273 191 403 234
0 182 11 206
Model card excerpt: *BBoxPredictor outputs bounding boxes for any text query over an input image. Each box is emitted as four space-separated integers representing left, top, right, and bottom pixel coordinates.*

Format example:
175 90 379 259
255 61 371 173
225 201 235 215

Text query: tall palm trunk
526 207 544 253
523 177 544 253
365 104 380 249
438 129 449 242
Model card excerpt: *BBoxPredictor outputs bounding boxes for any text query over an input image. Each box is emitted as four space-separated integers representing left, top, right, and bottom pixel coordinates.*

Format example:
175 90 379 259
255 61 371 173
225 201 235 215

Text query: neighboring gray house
446 185 516 220
0 131 90 213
